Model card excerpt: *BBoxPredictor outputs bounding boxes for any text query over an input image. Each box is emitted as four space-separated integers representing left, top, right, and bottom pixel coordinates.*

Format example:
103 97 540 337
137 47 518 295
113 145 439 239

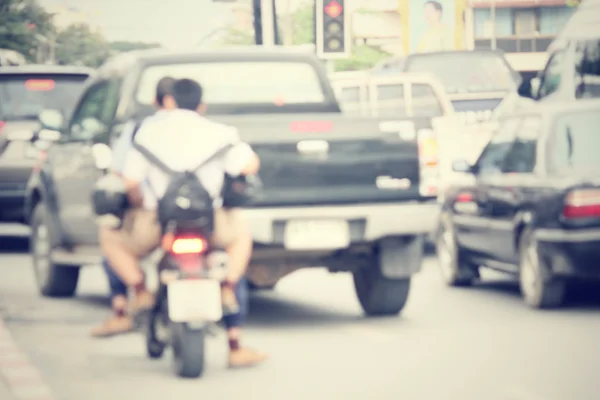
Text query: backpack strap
191 143 235 173
131 119 144 141
132 141 175 175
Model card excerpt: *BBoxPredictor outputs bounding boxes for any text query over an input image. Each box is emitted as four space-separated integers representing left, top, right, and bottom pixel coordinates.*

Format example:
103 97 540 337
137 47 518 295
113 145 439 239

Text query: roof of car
554 0 600 41
405 49 506 59
96 46 324 78
0 64 94 75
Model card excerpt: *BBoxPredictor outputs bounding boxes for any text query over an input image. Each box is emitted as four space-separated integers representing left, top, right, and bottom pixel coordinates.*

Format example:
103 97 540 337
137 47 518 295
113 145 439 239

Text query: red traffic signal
324 1 342 18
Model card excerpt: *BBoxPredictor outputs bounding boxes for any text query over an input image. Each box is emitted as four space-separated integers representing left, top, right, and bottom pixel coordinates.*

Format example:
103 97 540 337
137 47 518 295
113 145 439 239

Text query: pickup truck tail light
417 129 439 197
562 189 600 219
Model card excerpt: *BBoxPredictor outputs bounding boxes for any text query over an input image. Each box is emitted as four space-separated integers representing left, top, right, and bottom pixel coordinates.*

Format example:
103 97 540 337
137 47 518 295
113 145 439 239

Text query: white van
519 0 600 101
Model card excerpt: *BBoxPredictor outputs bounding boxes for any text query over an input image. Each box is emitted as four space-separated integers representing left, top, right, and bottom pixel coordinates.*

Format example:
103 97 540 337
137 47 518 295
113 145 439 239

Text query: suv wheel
30 203 80 297
519 228 565 309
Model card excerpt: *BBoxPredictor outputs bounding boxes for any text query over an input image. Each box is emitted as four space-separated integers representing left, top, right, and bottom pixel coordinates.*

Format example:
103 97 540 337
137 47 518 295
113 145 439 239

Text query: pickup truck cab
403 50 521 125
25 48 441 316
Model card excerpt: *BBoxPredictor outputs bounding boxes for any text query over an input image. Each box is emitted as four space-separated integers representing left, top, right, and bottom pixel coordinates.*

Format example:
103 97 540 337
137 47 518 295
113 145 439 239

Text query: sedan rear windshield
551 109 600 171
0 74 89 120
136 61 334 114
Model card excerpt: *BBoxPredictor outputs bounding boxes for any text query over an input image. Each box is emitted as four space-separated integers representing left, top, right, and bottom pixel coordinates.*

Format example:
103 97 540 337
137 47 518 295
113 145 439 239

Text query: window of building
513 9 538 36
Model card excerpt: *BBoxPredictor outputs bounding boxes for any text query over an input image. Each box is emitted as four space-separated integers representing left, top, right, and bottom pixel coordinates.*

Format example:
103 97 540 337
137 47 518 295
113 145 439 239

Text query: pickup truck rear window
552 109 600 171
136 61 326 106
0 73 89 120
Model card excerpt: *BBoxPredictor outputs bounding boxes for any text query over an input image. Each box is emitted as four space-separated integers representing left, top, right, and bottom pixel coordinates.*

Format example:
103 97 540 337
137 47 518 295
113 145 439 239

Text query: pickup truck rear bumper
243 201 440 245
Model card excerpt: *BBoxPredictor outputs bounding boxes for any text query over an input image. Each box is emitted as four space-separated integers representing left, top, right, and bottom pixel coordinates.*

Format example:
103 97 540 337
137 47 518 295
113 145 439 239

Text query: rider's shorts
106 207 249 258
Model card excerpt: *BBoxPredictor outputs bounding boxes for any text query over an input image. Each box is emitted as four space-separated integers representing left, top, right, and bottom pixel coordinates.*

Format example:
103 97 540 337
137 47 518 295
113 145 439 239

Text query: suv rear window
551 109 600 171
0 74 89 120
404 52 518 95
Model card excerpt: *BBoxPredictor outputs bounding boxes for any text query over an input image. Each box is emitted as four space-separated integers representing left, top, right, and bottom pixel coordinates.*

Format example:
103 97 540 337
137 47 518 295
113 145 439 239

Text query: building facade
468 0 576 72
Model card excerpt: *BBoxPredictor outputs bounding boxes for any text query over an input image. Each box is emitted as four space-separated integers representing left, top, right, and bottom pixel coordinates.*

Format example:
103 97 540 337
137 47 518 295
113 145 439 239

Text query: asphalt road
1 226 600 400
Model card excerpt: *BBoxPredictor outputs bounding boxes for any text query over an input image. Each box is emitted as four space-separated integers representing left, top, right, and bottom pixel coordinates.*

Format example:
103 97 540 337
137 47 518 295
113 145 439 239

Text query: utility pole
282 0 293 45
260 0 276 47
490 0 497 50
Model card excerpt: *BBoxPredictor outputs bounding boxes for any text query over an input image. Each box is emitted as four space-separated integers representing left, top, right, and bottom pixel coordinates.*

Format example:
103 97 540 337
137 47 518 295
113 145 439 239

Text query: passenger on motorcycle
91 76 176 338
100 78 267 368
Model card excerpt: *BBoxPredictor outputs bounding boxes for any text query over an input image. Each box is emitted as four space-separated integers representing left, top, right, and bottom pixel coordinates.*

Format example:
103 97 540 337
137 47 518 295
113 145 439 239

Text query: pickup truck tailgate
212 114 436 207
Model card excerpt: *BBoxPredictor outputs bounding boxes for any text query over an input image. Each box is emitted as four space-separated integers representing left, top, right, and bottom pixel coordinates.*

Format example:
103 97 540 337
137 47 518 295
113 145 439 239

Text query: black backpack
132 140 233 234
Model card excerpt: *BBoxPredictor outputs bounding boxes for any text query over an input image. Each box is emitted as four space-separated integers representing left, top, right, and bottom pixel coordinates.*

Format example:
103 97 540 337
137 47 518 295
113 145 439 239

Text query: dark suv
0 65 92 223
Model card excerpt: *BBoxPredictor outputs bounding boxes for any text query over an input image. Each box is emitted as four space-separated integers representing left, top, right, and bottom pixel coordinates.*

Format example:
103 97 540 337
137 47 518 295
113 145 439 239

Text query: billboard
399 0 468 54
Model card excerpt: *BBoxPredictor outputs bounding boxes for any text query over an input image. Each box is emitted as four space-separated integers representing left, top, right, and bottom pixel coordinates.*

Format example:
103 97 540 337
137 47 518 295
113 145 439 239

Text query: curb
0 317 56 400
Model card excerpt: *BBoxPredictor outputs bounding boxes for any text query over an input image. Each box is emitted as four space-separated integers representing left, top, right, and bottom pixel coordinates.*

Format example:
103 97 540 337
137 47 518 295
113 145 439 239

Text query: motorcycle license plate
167 279 223 323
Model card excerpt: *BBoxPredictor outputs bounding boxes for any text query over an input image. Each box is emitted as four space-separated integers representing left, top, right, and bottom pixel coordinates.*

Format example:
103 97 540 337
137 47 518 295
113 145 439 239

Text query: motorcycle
145 222 228 379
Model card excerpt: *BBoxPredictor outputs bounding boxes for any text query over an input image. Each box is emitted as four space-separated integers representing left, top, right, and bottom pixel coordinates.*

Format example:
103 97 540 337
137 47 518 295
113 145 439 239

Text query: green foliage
55 24 110 67
290 4 314 45
0 0 54 61
566 0 581 6
334 45 391 72
109 41 161 53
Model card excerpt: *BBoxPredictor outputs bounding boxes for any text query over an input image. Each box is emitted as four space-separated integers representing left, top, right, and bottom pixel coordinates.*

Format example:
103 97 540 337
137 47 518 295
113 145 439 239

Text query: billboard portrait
409 0 456 53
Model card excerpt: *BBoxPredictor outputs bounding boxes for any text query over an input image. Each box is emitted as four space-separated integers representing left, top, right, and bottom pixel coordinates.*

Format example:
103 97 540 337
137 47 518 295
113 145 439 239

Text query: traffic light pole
260 0 276 47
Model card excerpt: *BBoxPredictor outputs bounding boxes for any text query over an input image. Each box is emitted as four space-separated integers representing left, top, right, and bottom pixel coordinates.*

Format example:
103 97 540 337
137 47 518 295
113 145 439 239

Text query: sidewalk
0 316 56 400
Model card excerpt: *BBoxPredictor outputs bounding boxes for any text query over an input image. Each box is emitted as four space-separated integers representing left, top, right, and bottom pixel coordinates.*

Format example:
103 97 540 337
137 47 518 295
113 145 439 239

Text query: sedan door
454 117 522 258
485 115 543 263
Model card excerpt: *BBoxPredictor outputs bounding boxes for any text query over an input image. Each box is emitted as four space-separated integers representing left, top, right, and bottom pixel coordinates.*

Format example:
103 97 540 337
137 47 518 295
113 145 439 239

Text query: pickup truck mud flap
379 235 424 279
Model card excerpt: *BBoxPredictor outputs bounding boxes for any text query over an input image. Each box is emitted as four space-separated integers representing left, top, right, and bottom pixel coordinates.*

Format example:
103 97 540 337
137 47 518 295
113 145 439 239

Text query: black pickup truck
24 48 441 316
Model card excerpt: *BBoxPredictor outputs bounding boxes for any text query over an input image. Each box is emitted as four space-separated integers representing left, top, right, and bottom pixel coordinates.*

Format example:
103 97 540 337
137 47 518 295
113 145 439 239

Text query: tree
0 0 55 61
55 24 111 67
334 44 391 72
109 41 161 53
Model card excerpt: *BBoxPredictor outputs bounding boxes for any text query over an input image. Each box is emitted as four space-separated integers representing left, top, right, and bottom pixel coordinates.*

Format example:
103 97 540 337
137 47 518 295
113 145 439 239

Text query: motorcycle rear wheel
171 322 206 378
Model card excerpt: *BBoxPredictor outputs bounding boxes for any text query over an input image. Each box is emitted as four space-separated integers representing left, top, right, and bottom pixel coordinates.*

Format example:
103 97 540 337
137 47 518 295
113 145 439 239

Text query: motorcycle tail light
162 233 208 254
172 238 207 254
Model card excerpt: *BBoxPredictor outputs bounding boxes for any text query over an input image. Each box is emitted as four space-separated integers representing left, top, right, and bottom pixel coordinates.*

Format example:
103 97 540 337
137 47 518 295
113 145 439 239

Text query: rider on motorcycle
100 78 267 368
92 76 176 338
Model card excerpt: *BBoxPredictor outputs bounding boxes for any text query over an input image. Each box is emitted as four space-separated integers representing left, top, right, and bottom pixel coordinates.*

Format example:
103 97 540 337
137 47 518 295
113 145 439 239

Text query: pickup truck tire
518 228 566 309
436 214 479 287
353 266 411 317
30 203 80 297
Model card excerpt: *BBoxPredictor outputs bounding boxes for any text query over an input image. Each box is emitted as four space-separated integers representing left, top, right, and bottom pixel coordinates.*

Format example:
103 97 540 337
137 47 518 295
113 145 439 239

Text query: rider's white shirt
121 109 254 210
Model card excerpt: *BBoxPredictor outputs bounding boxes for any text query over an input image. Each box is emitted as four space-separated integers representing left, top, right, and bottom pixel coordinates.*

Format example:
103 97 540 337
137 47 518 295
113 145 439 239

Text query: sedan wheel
436 216 477 287
519 229 566 309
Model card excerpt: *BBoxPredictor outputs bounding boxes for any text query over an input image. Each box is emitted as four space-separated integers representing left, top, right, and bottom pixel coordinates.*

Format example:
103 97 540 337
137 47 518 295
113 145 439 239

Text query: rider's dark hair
155 76 175 107
425 0 443 14
171 78 203 111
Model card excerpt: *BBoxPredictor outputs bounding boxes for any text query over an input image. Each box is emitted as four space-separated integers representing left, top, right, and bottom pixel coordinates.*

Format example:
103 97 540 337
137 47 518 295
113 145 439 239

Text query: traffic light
316 0 350 59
